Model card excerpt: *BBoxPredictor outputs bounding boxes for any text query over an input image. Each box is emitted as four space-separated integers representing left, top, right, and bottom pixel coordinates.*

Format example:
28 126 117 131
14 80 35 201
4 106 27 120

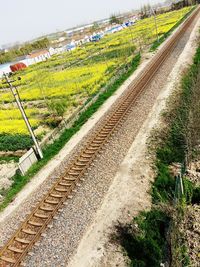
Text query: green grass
152 45 200 204
0 54 141 211
114 209 170 267
191 186 200 204
0 156 19 163
0 134 33 151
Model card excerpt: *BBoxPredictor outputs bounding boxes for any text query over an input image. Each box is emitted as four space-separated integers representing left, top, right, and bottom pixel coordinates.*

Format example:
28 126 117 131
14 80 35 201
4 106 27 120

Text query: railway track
0 6 199 266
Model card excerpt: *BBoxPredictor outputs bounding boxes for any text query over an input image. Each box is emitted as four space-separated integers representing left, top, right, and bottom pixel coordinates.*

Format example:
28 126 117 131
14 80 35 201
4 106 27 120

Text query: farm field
0 7 192 153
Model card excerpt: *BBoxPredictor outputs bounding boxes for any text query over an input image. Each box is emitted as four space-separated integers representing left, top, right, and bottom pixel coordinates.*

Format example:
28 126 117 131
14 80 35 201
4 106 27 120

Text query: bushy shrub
0 134 33 151
114 210 170 267
152 162 175 203
191 186 200 204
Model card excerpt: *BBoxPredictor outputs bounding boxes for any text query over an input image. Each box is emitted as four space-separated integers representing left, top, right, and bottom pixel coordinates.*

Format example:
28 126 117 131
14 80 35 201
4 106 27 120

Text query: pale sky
0 0 164 47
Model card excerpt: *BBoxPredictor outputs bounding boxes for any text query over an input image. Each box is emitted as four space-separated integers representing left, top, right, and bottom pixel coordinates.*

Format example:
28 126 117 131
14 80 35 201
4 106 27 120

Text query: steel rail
0 6 199 267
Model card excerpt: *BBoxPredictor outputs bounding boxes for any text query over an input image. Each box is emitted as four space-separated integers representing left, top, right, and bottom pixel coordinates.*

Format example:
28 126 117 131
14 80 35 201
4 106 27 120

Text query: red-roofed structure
10 62 27 72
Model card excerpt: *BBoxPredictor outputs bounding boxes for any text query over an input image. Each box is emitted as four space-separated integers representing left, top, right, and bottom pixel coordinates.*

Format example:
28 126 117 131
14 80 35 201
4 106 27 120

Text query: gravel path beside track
0 12 199 267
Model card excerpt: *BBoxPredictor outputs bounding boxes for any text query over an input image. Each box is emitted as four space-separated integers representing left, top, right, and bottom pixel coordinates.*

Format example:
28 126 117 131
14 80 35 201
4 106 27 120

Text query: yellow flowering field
0 119 40 135
0 6 193 150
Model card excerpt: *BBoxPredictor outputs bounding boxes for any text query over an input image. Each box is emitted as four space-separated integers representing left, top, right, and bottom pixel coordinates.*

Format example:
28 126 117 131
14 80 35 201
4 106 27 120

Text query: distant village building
105 25 124 35
54 46 66 54
49 47 56 56
84 35 90 43
26 50 51 65
66 42 76 51
58 37 66 43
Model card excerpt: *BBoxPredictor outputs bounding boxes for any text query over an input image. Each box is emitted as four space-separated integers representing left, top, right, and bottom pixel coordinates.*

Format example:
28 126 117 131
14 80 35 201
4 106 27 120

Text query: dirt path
67 13 200 267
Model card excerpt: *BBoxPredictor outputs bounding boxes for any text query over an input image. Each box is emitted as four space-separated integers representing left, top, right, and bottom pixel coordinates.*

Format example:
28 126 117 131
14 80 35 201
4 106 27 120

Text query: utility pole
128 26 134 44
3 73 43 159
151 7 159 42
127 26 137 53
137 35 142 53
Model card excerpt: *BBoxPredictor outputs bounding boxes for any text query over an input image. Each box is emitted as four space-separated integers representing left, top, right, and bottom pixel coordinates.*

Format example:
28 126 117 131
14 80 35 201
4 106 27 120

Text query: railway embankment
67 8 200 267
114 38 200 267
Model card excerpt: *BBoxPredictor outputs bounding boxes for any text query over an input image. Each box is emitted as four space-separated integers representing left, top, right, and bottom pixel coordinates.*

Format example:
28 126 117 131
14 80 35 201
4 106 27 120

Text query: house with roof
26 50 51 65
66 41 76 51
49 47 56 56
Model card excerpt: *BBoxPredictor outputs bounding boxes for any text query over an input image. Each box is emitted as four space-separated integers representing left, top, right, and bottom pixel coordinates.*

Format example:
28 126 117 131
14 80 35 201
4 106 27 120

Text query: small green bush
152 162 175 203
0 134 33 151
191 186 200 204
183 179 194 204
115 209 170 267
0 156 19 163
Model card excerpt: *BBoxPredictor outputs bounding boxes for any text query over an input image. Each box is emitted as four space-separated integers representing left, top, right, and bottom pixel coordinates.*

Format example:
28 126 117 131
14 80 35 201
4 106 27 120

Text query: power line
151 7 159 42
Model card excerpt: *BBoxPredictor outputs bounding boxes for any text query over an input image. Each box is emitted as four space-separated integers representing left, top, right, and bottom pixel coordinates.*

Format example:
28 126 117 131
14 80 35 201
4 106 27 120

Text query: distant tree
187 0 196 5
140 4 151 19
0 38 50 64
92 22 99 31
33 70 48 102
109 14 122 24
146 3 152 13
60 32 67 38
47 98 69 119
141 5 146 19
0 52 12 64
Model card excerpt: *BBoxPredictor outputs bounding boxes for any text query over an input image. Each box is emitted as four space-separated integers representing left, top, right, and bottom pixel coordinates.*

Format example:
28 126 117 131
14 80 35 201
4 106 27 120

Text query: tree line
0 38 50 64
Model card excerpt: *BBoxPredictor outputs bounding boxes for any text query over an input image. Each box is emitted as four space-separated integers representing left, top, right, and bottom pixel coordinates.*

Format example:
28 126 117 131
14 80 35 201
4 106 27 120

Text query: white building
26 50 51 65
49 47 56 56
54 46 66 54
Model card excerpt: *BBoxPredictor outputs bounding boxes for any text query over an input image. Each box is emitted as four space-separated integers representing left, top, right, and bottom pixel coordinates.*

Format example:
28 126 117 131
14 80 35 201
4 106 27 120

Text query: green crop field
0 7 192 152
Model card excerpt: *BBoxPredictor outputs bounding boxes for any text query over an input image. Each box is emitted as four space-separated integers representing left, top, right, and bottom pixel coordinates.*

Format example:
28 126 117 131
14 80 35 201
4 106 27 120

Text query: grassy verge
150 6 196 52
0 134 33 152
113 209 170 266
153 46 200 203
151 45 200 266
0 156 19 163
0 54 141 211
114 33 200 266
